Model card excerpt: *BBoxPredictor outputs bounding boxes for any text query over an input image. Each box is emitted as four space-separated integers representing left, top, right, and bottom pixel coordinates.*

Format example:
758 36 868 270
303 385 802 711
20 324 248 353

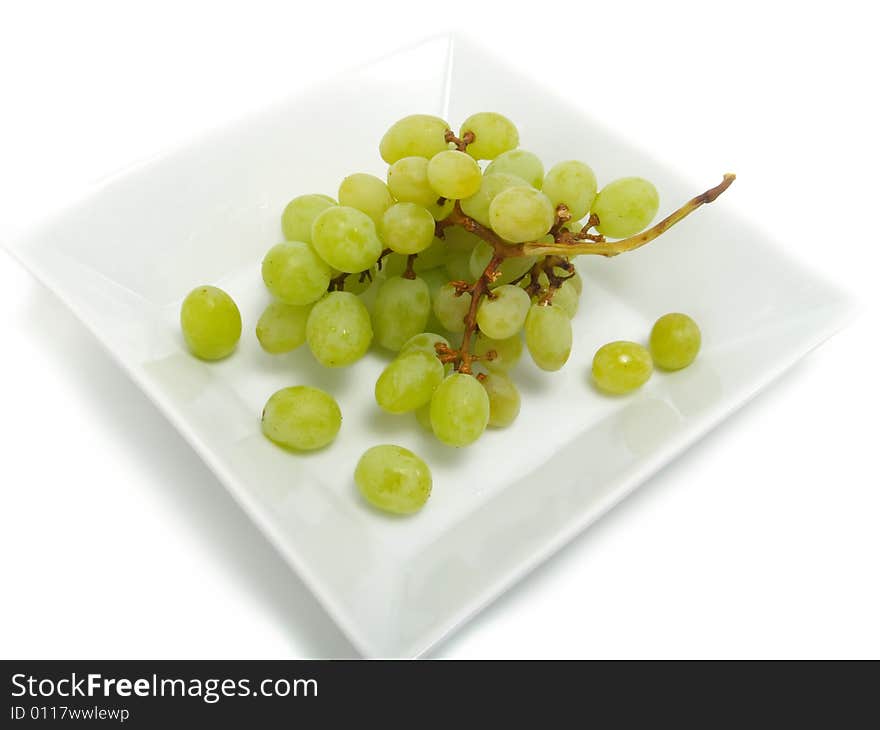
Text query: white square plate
6 35 851 657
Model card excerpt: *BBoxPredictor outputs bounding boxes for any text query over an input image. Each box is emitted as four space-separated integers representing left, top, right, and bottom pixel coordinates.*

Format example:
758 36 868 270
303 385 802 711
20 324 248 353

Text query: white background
1 0 878 658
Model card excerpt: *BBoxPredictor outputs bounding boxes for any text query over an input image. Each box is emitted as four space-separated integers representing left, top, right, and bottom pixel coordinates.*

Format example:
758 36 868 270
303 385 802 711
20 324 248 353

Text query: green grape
649 313 701 370
417 266 449 299
375 351 444 413
489 187 555 243
476 284 531 339
281 194 336 243
329 267 377 295
399 331 449 357
481 372 521 428
542 161 597 221
180 285 242 361
428 197 455 221
311 206 383 273
444 248 473 282
255 300 312 354
427 150 482 200
468 241 537 285
442 226 481 253
261 241 332 306
568 269 583 295
355 444 432 515
386 156 437 208
338 173 394 226
592 341 653 394
430 373 490 447
379 114 450 164
380 203 435 255
373 276 431 351
306 291 373 367
411 237 448 270
551 281 579 319
261 386 341 451
433 283 472 333
459 112 519 160
474 332 523 373
415 402 433 431
592 177 659 239
524 303 572 371
460 172 530 227
485 149 545 189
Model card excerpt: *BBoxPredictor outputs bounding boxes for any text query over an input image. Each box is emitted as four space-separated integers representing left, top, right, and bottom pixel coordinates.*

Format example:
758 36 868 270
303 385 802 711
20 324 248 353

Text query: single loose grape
649 313 701 370
180 285 242 361
474 332 523 373
261 386 341 451
261 241 332 305
459 112 519 160
489 187 555 242
430 373 490 447
372 276 431 351
542 161 597 221
481 372 521 428
306 291 373 367
592 341 653 394
311 206 383 273
338 173 394 226
460 172 530 227
281 194 336 243
485 149 545 189
380 203 435 255
379 114 450 164
375 351 445 413
524 303 572 371
399 332 449 358
592 177 659 239
433 283 472 333
476 284 531 340
386 156 437 208
355 444 432 515
427 150 482 200
255 301 312 354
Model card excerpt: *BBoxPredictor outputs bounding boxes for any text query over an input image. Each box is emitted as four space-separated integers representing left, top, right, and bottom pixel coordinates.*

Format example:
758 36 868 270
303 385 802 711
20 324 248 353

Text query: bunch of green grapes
179 110 720 515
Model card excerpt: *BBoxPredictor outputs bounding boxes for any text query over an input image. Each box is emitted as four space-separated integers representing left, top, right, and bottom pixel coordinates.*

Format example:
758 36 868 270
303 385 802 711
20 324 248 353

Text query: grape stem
445 129 475 152
434 174 736 372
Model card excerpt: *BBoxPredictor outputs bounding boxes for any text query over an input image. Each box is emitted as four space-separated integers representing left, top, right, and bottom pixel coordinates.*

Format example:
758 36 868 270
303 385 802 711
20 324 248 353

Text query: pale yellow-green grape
542 161 598 221
485 149 545 189
430 373 490 447
592 341 653 394
468 241 536 285
568 269 583 295
180 285 242 361
329 267 377 295
386 156 437 208
427 150 482 200
442 226 481 253
373 275 431 351
433 283 472 333
415 402 433 431
649 313 701 370
380 203 435 255
306 291 373 367
551 281 579 319
444 248 473 282
255 301 312 354
476 284 531 339
524 303 572 371
399 331 449 357
481 372 521 428
419 268 453 335
489 187 555 242
355 444 432 515
338 173 394 226
261 386 341 451
592 177 659 239
459 112 519 160
428 198 455 221
379 114 450 164
281 194 336 243
375 351 445 413
311 206 383 273
460 172 530 227
474 332 523 373
261 241 331 306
